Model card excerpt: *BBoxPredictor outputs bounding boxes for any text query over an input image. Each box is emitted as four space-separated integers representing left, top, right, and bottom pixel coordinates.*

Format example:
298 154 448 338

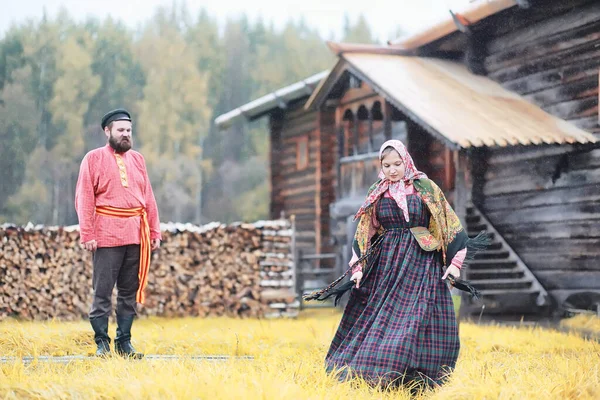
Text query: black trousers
89 245 140 319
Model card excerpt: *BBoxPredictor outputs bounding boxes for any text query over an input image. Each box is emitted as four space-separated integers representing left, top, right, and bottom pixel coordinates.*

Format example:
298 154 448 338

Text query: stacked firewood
0 220 297 321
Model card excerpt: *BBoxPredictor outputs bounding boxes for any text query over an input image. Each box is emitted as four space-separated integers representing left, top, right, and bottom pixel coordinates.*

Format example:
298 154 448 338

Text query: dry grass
561 314 600 334
0 310 599 399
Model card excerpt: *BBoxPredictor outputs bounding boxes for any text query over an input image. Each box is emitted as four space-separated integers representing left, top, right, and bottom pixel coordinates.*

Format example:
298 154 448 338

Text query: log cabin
216 0 600 317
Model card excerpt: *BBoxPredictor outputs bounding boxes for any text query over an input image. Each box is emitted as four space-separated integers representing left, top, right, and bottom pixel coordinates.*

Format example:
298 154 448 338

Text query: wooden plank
292 213 317 222
284 108 317 123
486 25 600 76
492 147 600 173
280 141 319 156
294 221 316 231
485 201 600 225
542 96 598 120
339 87 379 107
283 109 318 126
282 135 319 147
569 148 600 169
283 205 315 216
482 168 600 196
270 110 285 220
535 271 600 290
507 237 600 255
279 173 317 189
281 161 317 172
484 154 561 181
454 150 467 225
315 112 323 258
280 183 316 196
282 198 315 209
489 45 600 84
516 254 600 272
293 230 317 239
478 0 598 51
485 3 600 68
483 184 600 211
523 75 598 107
486 145 573 164
281 120 317 139
497 219 600 240
280 144 319 159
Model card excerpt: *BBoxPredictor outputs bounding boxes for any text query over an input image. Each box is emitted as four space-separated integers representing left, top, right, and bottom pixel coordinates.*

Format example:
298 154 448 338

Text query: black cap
101 108 132 129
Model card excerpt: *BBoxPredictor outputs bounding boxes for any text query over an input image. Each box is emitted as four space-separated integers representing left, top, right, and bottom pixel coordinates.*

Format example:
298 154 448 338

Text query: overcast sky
0 0 471 42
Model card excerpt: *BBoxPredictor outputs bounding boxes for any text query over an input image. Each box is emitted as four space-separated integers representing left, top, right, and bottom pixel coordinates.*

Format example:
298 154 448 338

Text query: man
75 108 161 358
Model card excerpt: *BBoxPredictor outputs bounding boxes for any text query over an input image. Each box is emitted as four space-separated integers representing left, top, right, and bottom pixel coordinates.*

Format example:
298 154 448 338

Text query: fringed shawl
352 178 468 267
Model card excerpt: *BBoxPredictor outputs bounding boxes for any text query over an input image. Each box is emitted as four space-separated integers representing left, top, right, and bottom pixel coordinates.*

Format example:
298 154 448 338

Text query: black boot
115 314 144 359
90 316 111 357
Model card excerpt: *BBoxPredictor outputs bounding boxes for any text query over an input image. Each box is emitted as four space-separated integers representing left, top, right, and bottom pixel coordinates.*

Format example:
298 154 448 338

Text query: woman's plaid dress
325 195 460 386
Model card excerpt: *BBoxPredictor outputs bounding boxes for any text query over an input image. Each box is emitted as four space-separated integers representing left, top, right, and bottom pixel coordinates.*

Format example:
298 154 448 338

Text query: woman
305 140 487 389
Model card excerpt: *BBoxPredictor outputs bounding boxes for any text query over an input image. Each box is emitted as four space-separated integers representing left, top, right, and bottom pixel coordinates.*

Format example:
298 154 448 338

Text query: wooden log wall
481 0 600 135
339 157 380 200
475 145 600 306
270 102 320 253
318 108 337 260
463 0 600 306
0 220 296 321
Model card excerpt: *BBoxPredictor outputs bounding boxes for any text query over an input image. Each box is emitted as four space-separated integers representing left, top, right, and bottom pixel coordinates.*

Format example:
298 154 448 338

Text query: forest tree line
0 3 386 225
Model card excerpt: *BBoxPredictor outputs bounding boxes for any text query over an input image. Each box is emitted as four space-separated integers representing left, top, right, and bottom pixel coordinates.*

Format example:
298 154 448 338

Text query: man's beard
109 134 132 153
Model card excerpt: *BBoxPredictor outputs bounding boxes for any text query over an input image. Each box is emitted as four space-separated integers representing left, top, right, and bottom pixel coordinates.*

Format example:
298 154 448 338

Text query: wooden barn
216 0 600 317
215 71 331 258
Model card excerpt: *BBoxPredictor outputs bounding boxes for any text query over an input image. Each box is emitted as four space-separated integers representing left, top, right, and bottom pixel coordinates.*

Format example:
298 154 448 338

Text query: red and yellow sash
95 205 151 304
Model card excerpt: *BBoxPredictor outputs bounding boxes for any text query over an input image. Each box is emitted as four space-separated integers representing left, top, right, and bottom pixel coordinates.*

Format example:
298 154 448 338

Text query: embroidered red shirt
75 144 161 247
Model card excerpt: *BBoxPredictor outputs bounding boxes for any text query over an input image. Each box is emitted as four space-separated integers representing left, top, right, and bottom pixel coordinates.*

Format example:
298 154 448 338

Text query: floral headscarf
354 140 427 222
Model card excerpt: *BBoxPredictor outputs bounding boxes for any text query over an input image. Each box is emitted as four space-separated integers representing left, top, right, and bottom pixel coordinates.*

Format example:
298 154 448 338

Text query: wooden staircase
463 204 550 314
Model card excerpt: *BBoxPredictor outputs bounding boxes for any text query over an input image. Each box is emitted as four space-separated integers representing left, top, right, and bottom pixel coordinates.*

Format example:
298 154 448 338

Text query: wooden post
290 215 301 309
453 149 467 226
269 111 284 219
453 149 470 323
367 110 374 153
384 100 392 140
353 117 359 156
336 124 344 200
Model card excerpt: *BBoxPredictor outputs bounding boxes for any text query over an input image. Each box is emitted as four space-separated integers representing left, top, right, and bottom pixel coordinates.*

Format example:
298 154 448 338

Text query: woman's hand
348 252 359 267
442 265 460 280
350 271 363 288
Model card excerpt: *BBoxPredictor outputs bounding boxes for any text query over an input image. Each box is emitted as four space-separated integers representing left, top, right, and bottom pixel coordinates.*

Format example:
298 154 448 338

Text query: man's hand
442 265 461 280
350 271 363 288
151 238 161 251
81 239 97 252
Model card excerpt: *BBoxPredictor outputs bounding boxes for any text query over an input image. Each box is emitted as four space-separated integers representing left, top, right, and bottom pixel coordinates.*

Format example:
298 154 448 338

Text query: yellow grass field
1 310 599 400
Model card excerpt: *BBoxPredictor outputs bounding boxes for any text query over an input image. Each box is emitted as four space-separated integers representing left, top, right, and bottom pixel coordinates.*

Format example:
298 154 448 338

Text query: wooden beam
454 150 467 226
383 100 392 140
269 111 284 219
315 113 323 265
368 110 374 153
335 107 344 200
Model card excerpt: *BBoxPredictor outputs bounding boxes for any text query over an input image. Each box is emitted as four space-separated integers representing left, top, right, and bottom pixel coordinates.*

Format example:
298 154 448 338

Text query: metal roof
214 70 329 129
308 53 597 148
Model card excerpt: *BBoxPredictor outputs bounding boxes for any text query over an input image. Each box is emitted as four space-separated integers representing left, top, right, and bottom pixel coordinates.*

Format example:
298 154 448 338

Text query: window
296 135 309 170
